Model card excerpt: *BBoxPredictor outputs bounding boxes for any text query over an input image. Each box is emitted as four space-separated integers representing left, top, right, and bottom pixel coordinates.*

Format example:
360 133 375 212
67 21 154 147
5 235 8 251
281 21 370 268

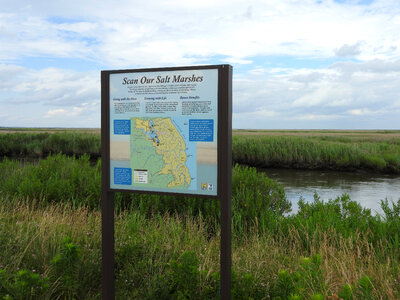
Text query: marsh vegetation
0 129 399 299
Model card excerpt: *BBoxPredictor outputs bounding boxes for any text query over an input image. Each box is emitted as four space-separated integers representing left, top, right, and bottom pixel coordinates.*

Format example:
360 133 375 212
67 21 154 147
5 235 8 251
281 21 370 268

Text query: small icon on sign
201 183 207 190
208 184 214 191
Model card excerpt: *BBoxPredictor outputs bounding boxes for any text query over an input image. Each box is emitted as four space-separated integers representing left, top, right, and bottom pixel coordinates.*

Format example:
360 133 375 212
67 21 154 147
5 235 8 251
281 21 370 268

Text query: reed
0 155 291 231
0 132 101 159
1 155 398 249
233 135 400 173
1 196 399 299
1 131 399 173
1 131 399 298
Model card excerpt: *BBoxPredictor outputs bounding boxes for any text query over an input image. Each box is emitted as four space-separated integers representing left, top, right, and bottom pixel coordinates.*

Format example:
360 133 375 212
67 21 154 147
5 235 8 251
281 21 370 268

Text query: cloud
347 108 374 116
2 0 400 68
0 64 26 88
1 0 400 129
330 59 400 74
44 108 67 117
0 66 99 106
0 65 100 127
292 85 353 107
44 102 99 118
296 114 340 121
232 57 400 128
0 14 94 61
335 41 364 57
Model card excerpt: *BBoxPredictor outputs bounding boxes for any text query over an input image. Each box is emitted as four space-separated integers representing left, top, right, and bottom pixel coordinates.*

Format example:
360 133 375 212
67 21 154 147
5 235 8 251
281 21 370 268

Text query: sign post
218 65 232 300
101 64 232 299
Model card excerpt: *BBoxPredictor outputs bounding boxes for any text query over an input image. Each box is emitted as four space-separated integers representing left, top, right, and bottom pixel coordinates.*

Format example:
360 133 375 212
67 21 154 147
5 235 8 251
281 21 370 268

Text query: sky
1 0 400 129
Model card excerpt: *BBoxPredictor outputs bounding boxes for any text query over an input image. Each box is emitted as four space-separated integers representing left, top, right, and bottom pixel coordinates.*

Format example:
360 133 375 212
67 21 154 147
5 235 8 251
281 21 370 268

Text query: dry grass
2 127 399 140
233 227 399 299
1 197 399 298
0 128 100 134
0 197 101 269
233 129 400 141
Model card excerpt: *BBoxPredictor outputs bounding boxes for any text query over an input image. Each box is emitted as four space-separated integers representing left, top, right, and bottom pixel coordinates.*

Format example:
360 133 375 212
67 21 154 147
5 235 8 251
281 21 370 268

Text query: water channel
261 168 400 215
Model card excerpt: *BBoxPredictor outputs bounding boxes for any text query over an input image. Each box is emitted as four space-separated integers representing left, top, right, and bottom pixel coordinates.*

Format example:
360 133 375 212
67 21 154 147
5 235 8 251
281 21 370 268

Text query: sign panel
108 67 218 196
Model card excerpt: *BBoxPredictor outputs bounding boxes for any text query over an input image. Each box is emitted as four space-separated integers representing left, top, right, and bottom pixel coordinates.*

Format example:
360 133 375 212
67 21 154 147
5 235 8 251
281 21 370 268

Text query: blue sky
1 0 400 129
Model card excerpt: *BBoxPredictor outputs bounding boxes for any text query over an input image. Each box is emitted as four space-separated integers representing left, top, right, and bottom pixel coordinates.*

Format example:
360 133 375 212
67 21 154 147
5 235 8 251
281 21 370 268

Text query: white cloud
232 56 400 128
347 108 374 116
335 41 364 57
44 108 67 117
2 0 400 67
0 65 100 127
0 66 99 106
296 114 339 121
44 102 99 119
1 0 400 128
292 85 353 107
0 14 93 60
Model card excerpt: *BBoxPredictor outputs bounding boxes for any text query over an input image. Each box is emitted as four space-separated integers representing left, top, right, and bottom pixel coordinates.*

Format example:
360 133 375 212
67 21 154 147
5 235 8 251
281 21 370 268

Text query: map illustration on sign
109 68 218 196
130 117 191 189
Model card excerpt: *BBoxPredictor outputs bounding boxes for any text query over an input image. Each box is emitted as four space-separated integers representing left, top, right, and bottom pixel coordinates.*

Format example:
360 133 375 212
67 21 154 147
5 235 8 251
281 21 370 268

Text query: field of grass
1 129 399 173
0 127 100 134
1 195 399 299
233 133 400 174
233 129 400 137
0 154 399 299
0 154 290 225
0 130 399 298
0 132 101 160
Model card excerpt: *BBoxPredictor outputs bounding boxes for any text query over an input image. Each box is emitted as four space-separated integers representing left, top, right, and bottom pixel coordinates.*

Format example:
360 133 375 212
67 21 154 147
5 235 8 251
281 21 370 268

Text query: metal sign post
101 65 232 299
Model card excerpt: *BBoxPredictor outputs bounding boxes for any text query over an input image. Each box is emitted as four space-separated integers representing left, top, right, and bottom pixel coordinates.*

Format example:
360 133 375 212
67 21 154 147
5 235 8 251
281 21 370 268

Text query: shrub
0 268 49 300
50 236 82 297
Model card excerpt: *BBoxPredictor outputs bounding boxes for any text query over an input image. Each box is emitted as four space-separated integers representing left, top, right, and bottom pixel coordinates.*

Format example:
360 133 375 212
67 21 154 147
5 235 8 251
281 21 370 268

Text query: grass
0 127 100 134
1 195 399 299
1 130 399 173
0 130 399 298
233 135 400 173
0 154 291 233
0 155 399 298
0 132 101 159
0 197 102 299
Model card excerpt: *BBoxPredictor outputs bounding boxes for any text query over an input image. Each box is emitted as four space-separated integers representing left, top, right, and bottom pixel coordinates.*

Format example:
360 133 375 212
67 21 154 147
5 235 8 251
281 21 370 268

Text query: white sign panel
109 68 218 196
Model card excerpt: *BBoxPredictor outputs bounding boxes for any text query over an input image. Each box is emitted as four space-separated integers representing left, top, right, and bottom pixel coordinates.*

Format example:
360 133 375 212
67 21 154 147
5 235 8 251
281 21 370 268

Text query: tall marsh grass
0 155 291 233
233 135 400 173
1 195 399 299
1 131 399 298
1 131 399 173
0 132 100 159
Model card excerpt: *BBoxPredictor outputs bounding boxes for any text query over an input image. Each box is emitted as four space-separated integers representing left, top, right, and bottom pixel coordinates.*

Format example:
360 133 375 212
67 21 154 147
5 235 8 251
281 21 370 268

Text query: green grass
0 131 399 298
0 127 100 133
0 132 101 159
1 131 399 173
0 154 400 299
0 194 399 299
233 135 400 173
0 131 400 174
1 154 398 248
0 155 291 234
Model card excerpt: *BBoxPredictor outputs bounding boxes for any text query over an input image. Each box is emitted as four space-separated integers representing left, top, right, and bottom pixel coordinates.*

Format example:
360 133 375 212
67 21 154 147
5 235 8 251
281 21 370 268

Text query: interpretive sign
107 67 218 196
101 65 232 300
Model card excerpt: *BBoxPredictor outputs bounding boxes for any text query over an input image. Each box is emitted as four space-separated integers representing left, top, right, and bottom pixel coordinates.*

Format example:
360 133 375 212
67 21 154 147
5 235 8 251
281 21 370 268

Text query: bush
0 157 290 234
0 154 101 209
0 237 84 300
269 254 325 299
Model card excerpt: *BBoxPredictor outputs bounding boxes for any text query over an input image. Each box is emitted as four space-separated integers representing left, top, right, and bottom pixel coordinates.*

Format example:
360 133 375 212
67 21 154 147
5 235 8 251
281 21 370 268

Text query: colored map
130 117 192 189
